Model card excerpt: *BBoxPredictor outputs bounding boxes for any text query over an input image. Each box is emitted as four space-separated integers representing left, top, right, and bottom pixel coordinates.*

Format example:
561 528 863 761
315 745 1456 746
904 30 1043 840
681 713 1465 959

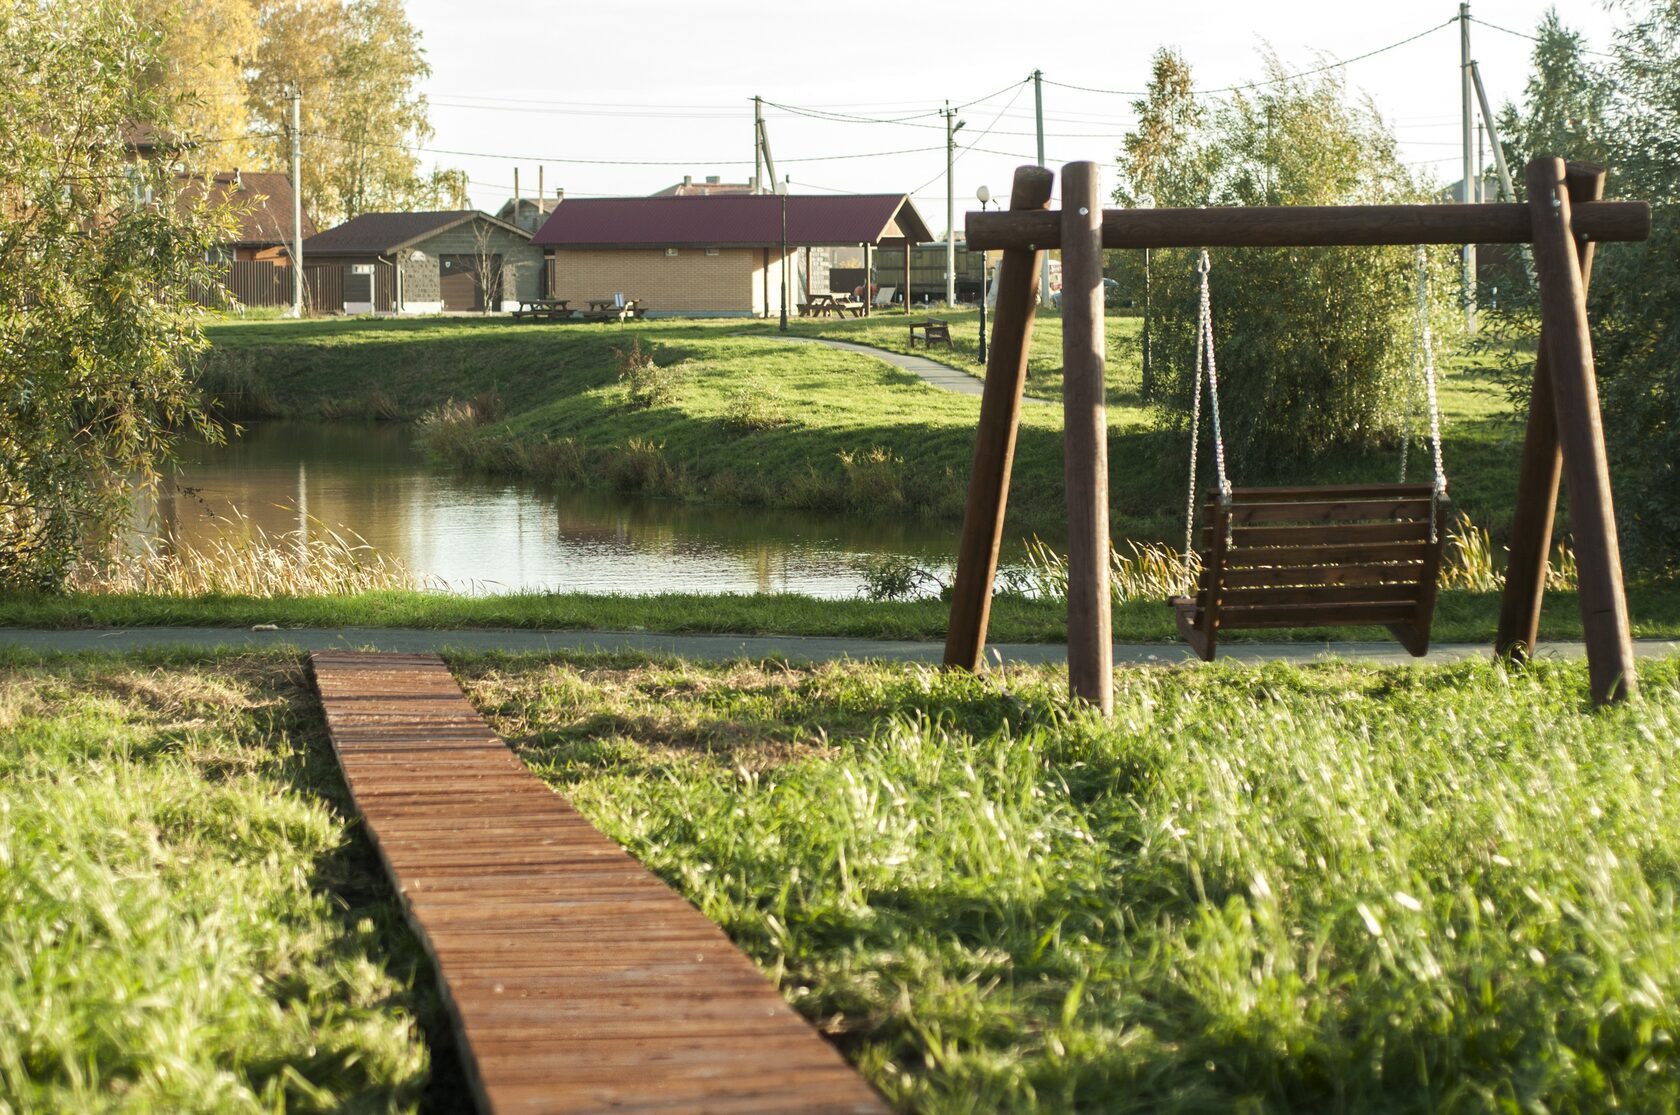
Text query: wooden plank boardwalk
310 651 888 1115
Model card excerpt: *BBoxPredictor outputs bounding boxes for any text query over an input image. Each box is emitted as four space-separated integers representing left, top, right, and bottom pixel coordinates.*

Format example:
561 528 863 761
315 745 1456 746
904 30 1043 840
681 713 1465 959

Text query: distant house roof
302 210 530 257
531 194 932 249
175 171 316 249
651 177 755 197
496 196 562 232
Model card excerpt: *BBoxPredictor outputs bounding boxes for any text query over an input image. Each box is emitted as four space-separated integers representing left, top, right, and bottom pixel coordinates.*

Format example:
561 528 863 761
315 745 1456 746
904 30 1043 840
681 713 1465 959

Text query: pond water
154 422 966 598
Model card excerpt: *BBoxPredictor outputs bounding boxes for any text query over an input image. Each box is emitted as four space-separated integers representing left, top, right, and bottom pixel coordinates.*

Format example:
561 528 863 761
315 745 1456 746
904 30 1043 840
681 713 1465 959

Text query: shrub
854 555 945 601
839 446 905 511
727 375 790 432
613 337 680 409
608 437 676 493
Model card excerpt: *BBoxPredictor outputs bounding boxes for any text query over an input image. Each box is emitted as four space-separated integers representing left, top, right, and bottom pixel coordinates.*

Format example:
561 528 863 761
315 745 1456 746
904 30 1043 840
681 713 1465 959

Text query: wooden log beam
1060 161 1112 714
1497 162 1604 662
965 199 1650 252
944 165 1053 672
1525 156 1637 704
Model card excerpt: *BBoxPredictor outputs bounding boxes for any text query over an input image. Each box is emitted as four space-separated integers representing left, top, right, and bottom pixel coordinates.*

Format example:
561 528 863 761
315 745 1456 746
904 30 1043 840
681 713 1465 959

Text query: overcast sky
403 0 1621 224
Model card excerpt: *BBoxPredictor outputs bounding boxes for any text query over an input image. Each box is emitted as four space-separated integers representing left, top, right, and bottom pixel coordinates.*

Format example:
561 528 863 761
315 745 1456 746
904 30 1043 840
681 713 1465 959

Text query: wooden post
1059 161 1111 713
1496 162 1604 662
863 242 871 316
804 246 811 306
1524 156 1637 704
944 165 1053 671
904 245 912 313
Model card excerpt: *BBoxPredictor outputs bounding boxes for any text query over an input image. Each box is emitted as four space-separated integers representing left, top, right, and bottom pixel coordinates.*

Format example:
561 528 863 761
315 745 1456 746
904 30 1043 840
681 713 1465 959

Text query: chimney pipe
537 165 544 209
514 167 520 216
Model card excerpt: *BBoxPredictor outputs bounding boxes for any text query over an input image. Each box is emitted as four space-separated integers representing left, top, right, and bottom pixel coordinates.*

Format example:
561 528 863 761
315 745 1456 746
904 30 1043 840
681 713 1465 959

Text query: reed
75 508 426 596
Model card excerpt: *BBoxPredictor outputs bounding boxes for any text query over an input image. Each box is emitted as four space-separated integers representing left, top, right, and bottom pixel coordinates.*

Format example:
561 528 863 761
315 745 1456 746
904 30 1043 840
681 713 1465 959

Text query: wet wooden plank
311 651 887 1115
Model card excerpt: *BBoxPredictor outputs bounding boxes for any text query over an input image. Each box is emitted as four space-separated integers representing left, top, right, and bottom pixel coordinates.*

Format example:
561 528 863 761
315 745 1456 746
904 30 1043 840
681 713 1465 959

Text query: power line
1042 15 1457 98
1468 14 1616 58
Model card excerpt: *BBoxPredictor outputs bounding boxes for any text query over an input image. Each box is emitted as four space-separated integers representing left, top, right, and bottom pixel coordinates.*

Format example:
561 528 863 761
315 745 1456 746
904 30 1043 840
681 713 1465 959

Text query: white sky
403 0 1621 224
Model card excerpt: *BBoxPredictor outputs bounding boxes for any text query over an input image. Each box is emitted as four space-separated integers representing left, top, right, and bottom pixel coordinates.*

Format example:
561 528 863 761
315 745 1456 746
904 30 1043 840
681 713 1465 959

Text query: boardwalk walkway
311 650 886 1114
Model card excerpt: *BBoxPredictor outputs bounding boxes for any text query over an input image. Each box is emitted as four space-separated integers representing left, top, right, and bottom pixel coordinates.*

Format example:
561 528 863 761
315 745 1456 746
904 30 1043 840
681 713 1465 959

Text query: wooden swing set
943 158 1650 708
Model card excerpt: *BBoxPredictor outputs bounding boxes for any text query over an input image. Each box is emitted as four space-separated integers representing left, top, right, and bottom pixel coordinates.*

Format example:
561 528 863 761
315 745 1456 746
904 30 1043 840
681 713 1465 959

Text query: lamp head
976 185 991 208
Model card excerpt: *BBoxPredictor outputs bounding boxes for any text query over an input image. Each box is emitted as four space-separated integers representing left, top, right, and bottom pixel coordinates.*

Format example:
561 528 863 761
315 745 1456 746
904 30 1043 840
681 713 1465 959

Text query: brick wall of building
545 247 760 315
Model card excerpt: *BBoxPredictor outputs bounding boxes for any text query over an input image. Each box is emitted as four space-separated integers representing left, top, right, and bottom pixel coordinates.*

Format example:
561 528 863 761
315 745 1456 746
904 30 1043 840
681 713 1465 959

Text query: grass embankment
458 651 1680 1112
9 584 1680 642
200 314 1528 543
0 653 465 1111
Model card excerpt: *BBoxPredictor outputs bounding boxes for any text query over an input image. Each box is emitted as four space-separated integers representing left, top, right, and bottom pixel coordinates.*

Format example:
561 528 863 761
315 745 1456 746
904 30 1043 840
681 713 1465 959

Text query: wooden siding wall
546 247 757 314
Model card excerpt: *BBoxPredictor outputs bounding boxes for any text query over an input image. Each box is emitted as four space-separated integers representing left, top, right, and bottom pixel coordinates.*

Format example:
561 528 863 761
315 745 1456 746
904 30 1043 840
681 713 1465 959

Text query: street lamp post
975 185 991 364
777 178 789 333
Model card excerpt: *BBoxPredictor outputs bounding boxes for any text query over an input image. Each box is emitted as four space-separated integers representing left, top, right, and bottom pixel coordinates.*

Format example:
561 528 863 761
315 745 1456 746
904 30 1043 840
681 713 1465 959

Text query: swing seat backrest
1170 482 1447 661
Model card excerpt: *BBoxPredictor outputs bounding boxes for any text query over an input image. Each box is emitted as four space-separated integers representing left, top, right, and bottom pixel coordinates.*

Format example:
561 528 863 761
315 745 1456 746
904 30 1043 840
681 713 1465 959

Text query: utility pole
1460 2 1476 333
1033 69 1049 306
288 83 303 319
753 96 764 193
943 104 964 306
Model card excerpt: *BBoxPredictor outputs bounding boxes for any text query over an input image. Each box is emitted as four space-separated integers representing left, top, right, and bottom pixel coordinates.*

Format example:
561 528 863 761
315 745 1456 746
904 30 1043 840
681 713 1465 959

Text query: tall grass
77 509 426 596
0 656 446 1109
469 653 1680 1114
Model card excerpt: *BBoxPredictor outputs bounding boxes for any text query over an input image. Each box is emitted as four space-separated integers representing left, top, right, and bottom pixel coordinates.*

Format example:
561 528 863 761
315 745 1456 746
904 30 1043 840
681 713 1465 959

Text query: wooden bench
1170 482 1447 660
909 318 952 348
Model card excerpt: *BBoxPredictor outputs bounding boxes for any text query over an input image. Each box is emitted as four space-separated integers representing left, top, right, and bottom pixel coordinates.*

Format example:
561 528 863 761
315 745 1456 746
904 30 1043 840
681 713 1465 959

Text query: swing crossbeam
944 158 1646 709
964 200 1651 252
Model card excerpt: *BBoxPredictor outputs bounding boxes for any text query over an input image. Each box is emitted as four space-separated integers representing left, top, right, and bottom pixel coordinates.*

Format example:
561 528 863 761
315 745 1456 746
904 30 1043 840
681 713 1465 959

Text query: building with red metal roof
530 193 931 317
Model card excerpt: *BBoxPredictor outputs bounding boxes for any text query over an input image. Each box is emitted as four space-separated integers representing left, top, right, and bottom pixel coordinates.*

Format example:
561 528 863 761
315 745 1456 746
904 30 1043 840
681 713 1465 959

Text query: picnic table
512 298 571 321
800 293 865 318
582 296 646 323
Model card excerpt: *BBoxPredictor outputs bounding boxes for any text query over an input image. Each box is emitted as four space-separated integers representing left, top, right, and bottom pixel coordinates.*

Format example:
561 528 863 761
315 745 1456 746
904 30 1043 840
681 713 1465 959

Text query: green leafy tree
1120 56 1443 474
1495 9 1611 183
1592 0 1680 571
247 0 435 225
0 0 222 589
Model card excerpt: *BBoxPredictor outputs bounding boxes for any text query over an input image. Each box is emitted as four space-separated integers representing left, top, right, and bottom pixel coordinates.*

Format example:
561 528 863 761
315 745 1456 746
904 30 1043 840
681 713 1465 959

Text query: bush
727 375 790 432
1117 52 1448 473
839 446 905 511
613 337 680 409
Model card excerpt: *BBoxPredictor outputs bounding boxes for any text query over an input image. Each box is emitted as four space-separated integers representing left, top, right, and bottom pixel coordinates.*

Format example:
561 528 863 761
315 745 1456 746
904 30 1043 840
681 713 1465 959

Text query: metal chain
1399 248 1425 483
1198 252 1232 502
1420 258 1447 540
1183 251 1232 575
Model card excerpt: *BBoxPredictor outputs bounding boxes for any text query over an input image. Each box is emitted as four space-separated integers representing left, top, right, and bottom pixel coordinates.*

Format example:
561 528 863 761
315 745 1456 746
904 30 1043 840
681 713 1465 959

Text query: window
665 247 679 257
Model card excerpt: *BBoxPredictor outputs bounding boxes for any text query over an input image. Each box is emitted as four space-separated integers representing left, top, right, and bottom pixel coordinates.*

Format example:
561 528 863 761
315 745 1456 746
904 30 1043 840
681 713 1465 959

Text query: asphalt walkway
3 625 1674 666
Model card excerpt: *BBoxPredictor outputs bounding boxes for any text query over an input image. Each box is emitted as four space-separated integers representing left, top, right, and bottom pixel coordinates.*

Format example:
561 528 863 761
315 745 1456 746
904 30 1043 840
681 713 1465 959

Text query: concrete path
2 625 1674 667
781 335 1051 404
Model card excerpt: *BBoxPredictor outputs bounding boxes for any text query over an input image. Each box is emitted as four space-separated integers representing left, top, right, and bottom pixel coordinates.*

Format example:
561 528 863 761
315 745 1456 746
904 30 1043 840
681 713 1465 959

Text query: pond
154 422 968 598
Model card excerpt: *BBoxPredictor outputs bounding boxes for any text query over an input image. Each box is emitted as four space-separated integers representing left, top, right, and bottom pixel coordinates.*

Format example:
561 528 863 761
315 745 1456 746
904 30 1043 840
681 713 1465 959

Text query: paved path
4 625 1675 666
312 651 886 1115
781 335 1052 404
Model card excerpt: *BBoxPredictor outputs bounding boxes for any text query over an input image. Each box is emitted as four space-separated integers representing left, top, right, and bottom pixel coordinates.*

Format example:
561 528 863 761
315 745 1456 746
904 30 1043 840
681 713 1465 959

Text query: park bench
909 318 952 349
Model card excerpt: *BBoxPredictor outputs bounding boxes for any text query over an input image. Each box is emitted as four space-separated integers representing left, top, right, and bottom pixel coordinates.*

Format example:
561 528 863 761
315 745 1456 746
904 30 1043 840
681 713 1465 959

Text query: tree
1113 49 1216 210
246 0 436 225
0 0 222 589
1591 0 1680 571
1495 9 1611 183
1119 56 1442 474
129 0 263 167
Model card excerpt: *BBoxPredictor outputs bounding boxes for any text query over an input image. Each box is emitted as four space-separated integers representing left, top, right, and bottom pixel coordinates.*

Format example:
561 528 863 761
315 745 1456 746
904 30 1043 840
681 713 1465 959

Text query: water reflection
155 422 963 598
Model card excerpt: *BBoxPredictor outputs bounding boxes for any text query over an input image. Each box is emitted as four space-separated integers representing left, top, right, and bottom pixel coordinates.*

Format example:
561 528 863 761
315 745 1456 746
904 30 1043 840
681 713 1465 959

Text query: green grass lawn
457 650 1680 1112
199 311 1529 545
8 583 1680 643
0 652 466 1111
11 648 1680 1111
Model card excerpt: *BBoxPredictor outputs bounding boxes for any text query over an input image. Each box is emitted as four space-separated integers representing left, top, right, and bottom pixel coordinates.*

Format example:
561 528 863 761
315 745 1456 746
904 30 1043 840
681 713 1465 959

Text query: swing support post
1496 162 1602 666
943 165 1053 672
1519 157 1637 703
1060 162 1113 713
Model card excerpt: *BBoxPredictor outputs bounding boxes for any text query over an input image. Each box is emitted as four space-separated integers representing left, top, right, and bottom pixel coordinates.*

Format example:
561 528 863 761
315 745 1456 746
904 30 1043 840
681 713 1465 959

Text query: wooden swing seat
1169 482 1447 661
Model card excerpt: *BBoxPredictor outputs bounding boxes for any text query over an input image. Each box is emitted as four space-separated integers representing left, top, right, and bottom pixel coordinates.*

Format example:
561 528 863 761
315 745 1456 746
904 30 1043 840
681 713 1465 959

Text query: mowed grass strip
460 651 1680 1113
0 653 460 1112
6 584 1680 643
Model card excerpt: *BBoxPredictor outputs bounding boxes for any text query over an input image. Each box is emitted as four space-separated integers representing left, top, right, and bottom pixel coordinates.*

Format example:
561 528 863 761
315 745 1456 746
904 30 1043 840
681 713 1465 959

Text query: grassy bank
8 583 1680 643
0 652 465 1110
456 650 1680 1112
199 314 1528 543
